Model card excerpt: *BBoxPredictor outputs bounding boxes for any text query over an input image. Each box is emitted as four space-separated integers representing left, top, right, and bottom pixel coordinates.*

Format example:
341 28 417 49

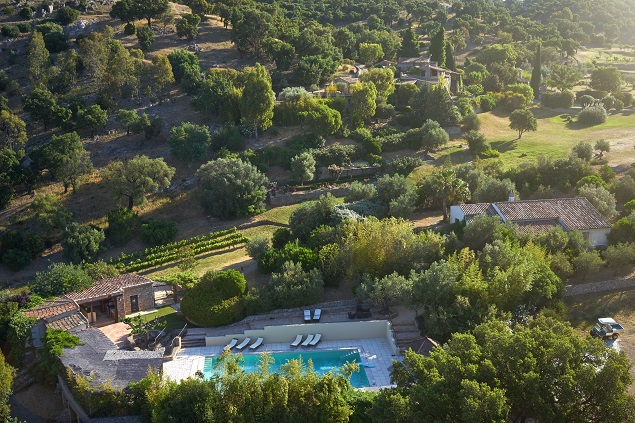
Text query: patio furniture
304 310 312 322
313 309 321 322
290 334 303 347
301 334 315 346
309 333 321 346
249 337 264 350
225 338 238 349
235 338 251 350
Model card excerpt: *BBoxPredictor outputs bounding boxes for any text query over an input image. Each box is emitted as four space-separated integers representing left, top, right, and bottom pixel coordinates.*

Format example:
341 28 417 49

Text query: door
130 295 139 313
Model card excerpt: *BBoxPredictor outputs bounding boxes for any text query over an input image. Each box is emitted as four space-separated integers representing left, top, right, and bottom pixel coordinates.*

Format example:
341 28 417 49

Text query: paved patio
98 322 131 349
163 337 400 389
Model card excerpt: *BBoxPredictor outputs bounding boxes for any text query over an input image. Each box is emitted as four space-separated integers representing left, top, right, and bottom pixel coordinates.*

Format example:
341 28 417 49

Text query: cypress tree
530 43 541 100
429 28 446 68
400 27 420 57
444 42 456 71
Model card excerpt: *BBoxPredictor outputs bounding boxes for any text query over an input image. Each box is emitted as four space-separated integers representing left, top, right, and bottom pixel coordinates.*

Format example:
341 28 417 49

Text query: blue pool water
203 349 370 388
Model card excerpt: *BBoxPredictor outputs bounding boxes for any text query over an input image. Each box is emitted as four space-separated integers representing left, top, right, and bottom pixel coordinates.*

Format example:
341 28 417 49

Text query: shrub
572 250 605 276
603 243 635 269
577 105 607 125
347 181 377 201
32 262 93 297
549 251 573 279
55 7 80 25
264 261 324 309
124 23 136 35
1 25 20 38
246 236 270 260
107 209 139 246
259 241 318 273
272 228 292 249
578 95 596 107
575 175 608 191
2 249 31 271
388 156 424 176
180 270 247 326
465 130 489 156
608 218 635 244
211 124 244 152
62 223 105 263
19 6 33 20
140 220 178 245
615 176 635 206
461 112 481 131
572 141 593 161
136 26 154 51
576 90 608 102
35 22 63 36
541 91 574 108
478 95 496 112
16 23 30 33
577 184 617 219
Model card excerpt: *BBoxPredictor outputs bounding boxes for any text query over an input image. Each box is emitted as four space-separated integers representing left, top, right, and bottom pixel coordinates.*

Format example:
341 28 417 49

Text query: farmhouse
449 197 612 247
397 56 461 94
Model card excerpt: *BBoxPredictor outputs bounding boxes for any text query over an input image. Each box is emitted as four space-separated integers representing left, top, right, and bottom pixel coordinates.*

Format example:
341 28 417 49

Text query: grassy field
137 305 194 332
411 107 635 180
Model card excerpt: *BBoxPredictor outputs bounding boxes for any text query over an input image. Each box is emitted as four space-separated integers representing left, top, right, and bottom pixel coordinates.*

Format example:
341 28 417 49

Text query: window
130 295 139 313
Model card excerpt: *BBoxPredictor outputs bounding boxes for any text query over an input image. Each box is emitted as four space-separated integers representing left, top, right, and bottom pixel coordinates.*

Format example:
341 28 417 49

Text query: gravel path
565 278 635 297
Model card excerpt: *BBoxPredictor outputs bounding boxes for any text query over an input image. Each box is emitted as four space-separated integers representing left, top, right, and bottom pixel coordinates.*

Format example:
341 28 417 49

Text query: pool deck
163 337 400 389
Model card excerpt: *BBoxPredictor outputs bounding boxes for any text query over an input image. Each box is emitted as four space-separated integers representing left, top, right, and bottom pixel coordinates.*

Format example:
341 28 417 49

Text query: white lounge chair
301 334 314 346
309 333 321 346
249 337 264 350
304 310 312 322
225 338 238 350
290 334 303 347
235 338 251 350
313 309 321 322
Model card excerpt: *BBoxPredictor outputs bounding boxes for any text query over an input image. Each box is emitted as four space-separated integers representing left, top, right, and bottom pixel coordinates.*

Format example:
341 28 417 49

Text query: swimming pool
203 349 371 388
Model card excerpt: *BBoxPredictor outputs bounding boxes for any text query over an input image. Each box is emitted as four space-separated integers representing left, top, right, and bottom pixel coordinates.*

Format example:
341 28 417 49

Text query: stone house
449 197 612 247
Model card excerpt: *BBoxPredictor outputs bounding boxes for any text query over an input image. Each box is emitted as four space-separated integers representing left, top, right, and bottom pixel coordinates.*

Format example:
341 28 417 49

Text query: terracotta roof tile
64 274 153 303
459 203 497 217
494 197 611 230
513 219 563 233
24 300 77 320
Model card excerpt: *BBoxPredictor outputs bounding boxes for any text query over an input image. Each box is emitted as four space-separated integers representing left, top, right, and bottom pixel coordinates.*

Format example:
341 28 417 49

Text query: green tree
400 27 419 57
590 66 621 93
547 64 580 91
264 38 295 71
77 104 107 136
30 194 72 237
135 0 169 27
359 68 395 102
137 25 154 50
358 42 384 66
32 262 93 296
303 103 342 136
110 0 137 23
197 157 269 219
231 9 274 57
168 122 211 162
572 141 594 161
429 27 446 68
167 49 200 83
104 155 176 209
116 109 142 135
27 31 49 88
151 54 175 98
578 184 617 218
290 152 316 185
266 261 324 308
509 108 537 139
39 132 93 193
22 88 58 130
0 350 14 421
350 82 377 128
473 177 516 203
595 139 610 157
61 222 105 263
431 168 470 220
0 110 27 153
357 272 412 313
240 63 274 139
530 43 541 99
107 208 139 246
176 13 201 41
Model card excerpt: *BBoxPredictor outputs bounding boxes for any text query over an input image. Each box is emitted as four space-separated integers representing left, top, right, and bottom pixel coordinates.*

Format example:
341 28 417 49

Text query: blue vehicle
590 317 624 340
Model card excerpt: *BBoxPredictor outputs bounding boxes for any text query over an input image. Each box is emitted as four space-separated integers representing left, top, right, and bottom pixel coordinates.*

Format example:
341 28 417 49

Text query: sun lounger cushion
236 338 251 350
309 333 321 346
291 334 303 347
249 337 264 350
225 338 238 349
313 309 321 322
304 310 312 322
301 334 314 346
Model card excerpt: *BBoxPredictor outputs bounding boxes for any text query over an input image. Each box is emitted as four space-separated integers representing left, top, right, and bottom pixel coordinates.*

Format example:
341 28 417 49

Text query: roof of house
398 56 428 64
60 328 164 388
46 312 87 332
24 299 77 320
456 197 611 230
513 219 563 234
335 76 358 84
428 65 461 74
64 274 153 303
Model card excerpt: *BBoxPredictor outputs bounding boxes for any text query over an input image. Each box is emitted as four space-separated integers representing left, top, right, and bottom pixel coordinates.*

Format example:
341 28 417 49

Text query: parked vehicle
590 317 624 340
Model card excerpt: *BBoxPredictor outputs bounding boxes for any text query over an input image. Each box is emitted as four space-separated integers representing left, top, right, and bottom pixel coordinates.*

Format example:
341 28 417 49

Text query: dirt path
565 277 635 297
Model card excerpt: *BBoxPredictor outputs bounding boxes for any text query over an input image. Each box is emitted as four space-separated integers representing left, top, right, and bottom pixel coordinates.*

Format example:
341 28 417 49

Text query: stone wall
121 283 155 317
268 187 351 207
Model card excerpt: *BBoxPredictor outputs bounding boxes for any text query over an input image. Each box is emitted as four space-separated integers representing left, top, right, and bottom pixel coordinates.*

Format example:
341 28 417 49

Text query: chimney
508 191 515 202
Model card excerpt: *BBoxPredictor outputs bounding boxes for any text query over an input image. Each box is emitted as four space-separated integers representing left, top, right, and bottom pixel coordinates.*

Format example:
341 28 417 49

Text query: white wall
588 228 610 247
206 320 400 356
449 206 465 224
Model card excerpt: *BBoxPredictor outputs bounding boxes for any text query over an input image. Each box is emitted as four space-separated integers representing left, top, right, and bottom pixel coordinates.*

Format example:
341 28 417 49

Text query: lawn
138 305 194 332
411 107 635 180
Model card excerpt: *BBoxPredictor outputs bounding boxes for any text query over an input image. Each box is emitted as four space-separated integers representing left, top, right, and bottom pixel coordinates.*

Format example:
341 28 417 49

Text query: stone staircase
391 321 422 353
180 335 206 348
